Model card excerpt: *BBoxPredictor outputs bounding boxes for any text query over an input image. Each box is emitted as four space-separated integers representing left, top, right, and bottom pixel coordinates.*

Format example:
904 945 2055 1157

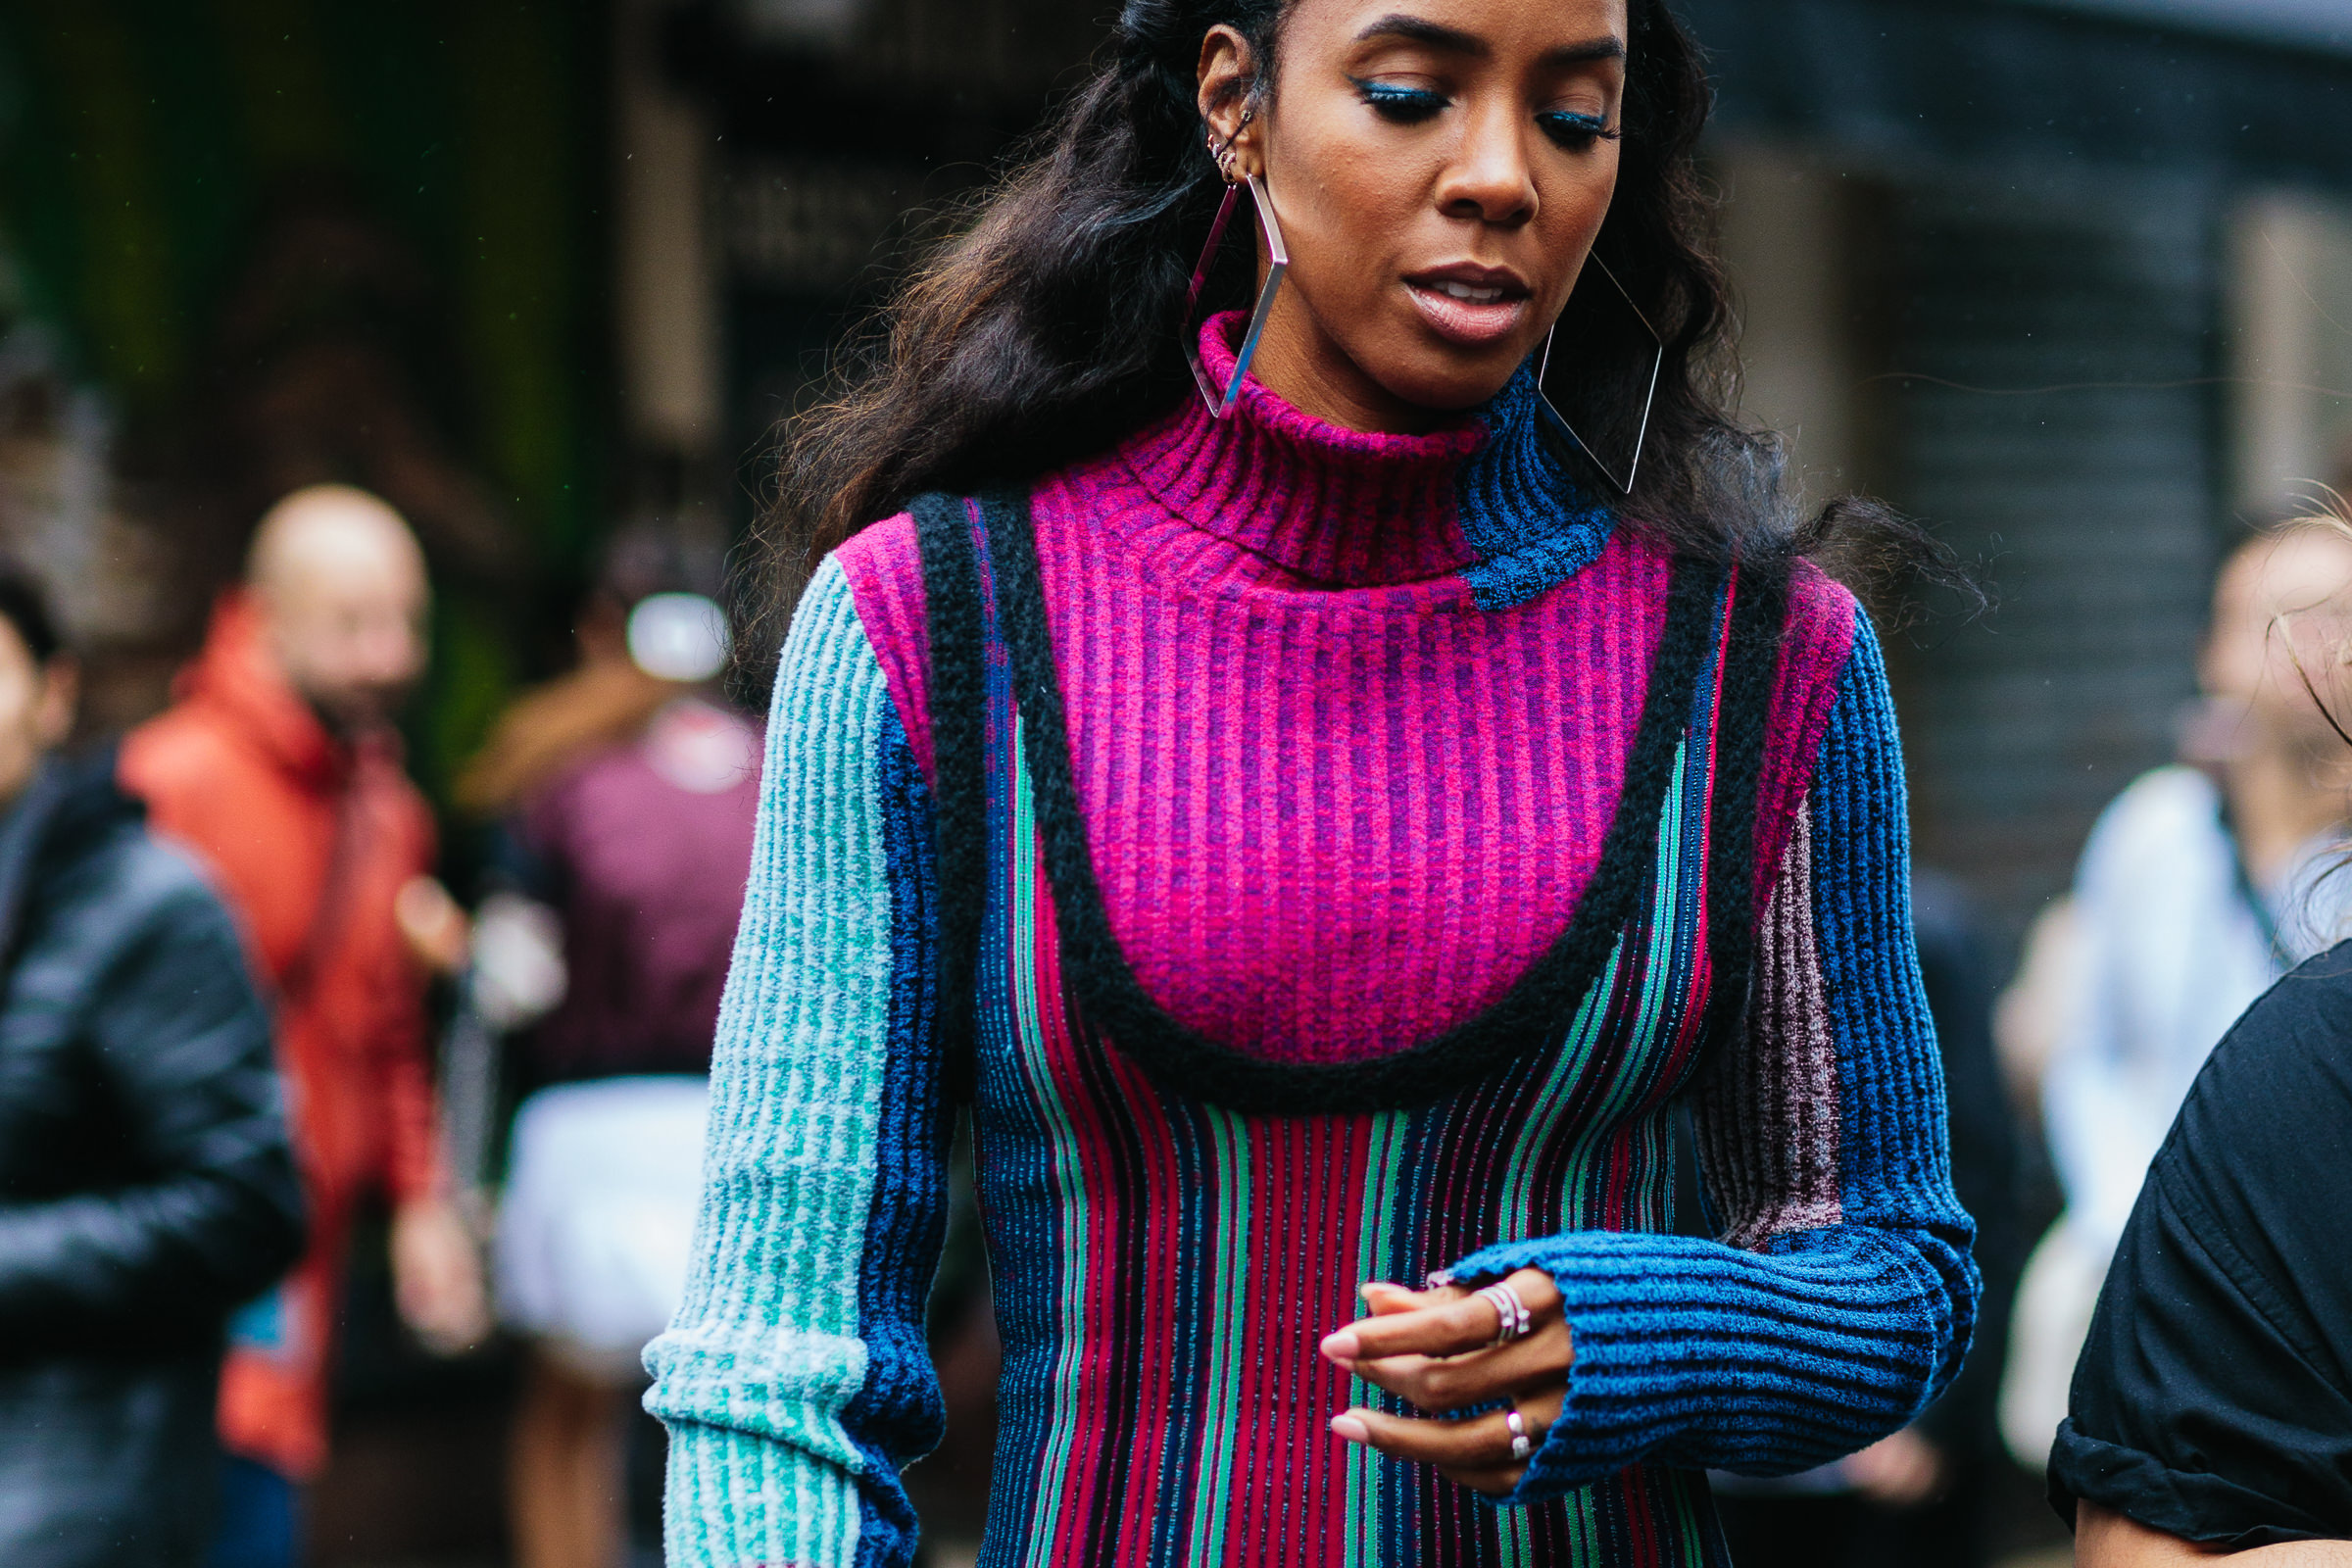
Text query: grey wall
1878 168 2223 942
1690 0 2352 956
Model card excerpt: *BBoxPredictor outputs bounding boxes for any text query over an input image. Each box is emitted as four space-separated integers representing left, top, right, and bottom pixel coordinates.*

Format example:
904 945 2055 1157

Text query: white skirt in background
495 1075 709 1382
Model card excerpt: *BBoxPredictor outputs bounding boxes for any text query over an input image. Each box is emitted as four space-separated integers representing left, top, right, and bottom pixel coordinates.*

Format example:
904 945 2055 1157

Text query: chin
1377 356 1523 416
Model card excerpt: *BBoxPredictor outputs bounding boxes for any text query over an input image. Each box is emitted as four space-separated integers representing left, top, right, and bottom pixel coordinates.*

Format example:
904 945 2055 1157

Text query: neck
1248 298 1449 436
2225 742 2351 885
1125 311 1616 609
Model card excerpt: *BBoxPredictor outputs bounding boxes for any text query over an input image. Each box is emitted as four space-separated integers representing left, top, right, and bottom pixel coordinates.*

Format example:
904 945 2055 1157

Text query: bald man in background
122 484 487 1567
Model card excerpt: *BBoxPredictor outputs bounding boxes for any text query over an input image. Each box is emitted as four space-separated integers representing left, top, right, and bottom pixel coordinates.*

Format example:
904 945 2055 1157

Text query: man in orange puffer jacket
121 485 487 1564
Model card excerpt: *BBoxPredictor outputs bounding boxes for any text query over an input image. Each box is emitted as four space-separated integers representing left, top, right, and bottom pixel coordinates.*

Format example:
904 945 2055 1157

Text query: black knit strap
980 484 1724 1114
1699 550 1795 1055
911 492 986 1103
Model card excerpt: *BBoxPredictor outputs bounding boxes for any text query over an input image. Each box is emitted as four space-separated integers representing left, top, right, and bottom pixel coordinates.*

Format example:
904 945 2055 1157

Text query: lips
1403 264 1533 348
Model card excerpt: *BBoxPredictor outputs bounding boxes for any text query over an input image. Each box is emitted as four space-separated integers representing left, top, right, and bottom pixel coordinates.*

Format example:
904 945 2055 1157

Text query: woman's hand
1318 1267 1570 1496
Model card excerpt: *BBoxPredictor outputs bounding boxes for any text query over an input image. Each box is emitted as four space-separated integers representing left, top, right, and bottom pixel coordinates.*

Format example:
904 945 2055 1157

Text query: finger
1497 1267 1563 1316
1324 1283 1455 1369
1331 1405 1514 1470
1360 1279 1471 1320
1360 1281 1437 1317
1351 1321 1573 1412
1323 1292 1522 1365
1339 1388 1566 1484
1515 1386 1566 1434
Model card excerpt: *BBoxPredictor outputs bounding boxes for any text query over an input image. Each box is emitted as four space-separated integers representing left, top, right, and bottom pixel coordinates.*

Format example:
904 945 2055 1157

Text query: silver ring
1505 1405 1534 1462
1475 1282 1532 1347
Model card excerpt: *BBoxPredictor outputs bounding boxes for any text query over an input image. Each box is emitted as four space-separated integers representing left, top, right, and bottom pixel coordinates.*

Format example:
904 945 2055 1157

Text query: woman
0 563 304 1567
645 0 1978 1563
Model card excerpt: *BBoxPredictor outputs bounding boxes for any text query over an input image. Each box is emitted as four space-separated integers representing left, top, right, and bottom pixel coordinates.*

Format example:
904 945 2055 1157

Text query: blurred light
628 593 730 683
733 0 868 49
2012 0 2350 54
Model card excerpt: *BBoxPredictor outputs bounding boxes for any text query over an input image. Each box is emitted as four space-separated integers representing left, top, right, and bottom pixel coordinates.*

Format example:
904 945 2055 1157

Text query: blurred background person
450 531 694 826
2004 516 2352 1469
119 485 489 1568
0 561 304 1568
454 531 757 1568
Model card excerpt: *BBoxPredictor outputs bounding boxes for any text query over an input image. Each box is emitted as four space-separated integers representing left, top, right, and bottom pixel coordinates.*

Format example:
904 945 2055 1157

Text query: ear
36 657 77 750
1195 24 1263 173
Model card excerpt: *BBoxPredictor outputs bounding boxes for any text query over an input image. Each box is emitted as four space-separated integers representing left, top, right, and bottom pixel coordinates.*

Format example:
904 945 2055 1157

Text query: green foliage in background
0 0 612 811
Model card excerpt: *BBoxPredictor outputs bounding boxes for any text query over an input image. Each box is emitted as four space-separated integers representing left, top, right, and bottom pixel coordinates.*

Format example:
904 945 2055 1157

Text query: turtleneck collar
1116 311 1616 605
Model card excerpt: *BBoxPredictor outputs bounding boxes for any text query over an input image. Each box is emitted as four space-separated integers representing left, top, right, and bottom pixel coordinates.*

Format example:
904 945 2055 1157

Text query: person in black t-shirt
2050 942 2352 1563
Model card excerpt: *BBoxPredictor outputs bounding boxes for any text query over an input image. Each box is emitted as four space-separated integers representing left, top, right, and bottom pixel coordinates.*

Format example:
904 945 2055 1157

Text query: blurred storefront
0 1 610 807
1694 0 2352 952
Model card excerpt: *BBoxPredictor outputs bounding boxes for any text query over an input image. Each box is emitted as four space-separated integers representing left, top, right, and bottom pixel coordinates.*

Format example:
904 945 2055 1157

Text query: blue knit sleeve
643 558 955 1568
1451 615 1979 1498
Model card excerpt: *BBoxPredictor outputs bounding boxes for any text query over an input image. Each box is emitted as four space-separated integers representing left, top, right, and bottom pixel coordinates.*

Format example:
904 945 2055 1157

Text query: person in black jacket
2050 939 2352 1562
0 563 304 1568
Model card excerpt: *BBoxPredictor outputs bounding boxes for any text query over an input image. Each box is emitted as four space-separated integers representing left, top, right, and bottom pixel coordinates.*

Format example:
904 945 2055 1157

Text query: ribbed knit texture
646 317 1978 1567
645 560 952 1568
1452 625 1974 1491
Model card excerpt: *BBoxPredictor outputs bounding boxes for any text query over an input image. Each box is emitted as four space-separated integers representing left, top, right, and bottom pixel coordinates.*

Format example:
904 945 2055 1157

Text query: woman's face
1199 0 1628 433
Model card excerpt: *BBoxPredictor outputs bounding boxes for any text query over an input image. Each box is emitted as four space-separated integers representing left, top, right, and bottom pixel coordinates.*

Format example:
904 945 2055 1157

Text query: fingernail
1330 1413 1369 1443
1320 1330 1360 1361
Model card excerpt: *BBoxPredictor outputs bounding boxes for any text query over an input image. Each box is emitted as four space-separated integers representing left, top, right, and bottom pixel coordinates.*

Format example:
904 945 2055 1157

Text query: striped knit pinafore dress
645 318 1978 1568
920 489 1773 1567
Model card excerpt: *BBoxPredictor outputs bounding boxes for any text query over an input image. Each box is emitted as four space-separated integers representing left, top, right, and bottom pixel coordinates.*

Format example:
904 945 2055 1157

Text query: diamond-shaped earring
1535 253 1664 496
1180 155 1289 419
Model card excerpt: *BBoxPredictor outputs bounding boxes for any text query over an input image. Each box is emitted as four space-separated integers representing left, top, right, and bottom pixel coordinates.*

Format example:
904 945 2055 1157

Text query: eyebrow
1352 13 1627 67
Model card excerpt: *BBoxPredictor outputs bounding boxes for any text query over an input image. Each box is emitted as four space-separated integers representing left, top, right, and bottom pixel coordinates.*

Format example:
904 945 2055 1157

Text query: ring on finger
1504 1404 1534 1462
1475 1281 1533 1347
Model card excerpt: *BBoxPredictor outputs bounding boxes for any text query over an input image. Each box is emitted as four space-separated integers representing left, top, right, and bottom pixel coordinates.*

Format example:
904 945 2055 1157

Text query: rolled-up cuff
1449 1235 1713 1503
2047 1418 2334 1550
1446 1225 1955 1506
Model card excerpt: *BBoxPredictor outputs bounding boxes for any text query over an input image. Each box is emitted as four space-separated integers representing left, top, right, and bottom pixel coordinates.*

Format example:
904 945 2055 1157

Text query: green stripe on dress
1187 1103 1252 1568
1007 719 1094 1567
1347 1109 1411 1567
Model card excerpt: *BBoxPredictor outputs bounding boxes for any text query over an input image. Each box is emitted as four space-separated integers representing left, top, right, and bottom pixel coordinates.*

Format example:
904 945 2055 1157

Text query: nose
1434 96 1538 228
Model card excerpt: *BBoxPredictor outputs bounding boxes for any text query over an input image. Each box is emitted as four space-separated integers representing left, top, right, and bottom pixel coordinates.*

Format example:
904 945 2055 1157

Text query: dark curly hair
741 0 1883 671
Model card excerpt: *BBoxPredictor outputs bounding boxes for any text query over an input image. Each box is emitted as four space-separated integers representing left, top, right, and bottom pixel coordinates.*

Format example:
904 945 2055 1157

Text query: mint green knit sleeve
644 557 953 1568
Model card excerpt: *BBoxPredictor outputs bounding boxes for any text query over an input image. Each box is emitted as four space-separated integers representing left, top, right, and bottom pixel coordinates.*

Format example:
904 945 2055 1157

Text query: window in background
2230 191 2352 514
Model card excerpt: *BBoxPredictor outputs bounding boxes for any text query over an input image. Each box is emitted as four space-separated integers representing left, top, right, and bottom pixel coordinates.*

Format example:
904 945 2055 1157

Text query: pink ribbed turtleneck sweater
839 318 1850 1061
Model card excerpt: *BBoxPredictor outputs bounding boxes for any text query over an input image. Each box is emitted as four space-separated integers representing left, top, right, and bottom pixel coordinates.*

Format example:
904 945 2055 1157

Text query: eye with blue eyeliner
1348 75 1622 146
1348 76 1447 122
1538 108 1620 147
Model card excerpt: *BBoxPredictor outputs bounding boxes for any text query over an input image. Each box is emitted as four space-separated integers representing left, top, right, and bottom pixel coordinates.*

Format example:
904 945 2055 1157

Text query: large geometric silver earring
1181 171 1290 418
1535 253 1663 496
